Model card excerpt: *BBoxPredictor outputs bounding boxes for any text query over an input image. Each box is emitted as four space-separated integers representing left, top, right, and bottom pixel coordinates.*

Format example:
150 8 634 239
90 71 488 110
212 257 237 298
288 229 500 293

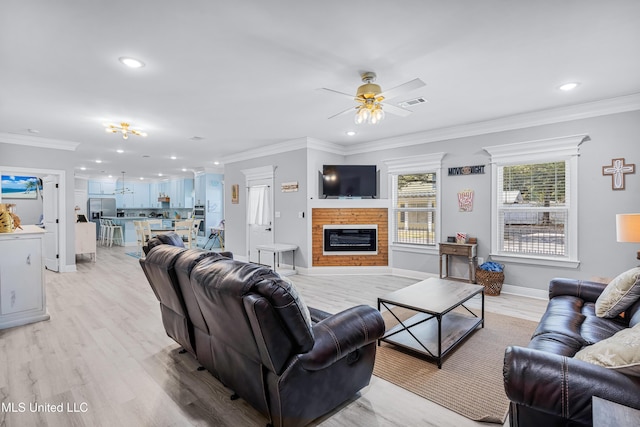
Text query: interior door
247 180 273 264
42 175 59 272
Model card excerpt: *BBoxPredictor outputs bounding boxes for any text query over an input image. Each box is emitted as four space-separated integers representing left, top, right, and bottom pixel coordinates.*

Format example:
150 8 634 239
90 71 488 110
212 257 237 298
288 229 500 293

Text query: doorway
242 165 274 264
0 166 66 272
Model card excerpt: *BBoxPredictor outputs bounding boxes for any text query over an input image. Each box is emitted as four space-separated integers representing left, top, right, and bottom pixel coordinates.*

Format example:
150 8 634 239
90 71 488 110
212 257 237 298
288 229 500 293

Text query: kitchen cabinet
0 226 49 329
88 180 117 195
134 182 150 208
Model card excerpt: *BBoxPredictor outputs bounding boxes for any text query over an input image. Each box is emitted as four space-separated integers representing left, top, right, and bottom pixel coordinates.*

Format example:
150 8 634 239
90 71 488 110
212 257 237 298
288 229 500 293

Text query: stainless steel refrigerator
87 198 116 239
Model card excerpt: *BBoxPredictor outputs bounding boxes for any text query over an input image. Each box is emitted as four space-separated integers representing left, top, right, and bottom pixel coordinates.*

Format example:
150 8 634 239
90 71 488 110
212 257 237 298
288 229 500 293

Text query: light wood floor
0 246 547 427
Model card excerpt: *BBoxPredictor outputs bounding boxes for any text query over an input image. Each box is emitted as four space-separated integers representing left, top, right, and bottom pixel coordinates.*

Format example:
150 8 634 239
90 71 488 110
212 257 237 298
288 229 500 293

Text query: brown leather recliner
141 244 385 427
503 278 640 427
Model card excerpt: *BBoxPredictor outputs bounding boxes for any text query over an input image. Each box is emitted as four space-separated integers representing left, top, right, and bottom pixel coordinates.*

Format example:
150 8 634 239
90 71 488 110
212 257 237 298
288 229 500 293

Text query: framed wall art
1 175 40 199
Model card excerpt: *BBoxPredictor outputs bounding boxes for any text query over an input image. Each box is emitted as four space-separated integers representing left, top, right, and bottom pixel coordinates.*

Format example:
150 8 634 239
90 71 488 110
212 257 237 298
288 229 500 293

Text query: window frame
385 153 444 254
484 135 587 268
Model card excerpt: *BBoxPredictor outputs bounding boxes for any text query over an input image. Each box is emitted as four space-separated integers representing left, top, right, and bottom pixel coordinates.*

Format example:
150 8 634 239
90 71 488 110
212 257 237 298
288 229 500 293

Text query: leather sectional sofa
503 277 640 426
139 234 385 427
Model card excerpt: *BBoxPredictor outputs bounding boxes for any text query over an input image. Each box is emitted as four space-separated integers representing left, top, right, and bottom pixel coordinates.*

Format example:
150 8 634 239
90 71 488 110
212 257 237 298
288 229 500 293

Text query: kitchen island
102 217 181 246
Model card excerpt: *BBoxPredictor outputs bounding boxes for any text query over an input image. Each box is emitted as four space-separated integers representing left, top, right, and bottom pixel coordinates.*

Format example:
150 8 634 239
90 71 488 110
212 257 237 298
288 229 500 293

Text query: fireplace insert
323 225 377 255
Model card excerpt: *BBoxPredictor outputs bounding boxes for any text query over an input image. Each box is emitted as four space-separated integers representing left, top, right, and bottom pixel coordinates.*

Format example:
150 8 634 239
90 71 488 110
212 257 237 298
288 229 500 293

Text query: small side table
256 243 298 274
439 243 477 283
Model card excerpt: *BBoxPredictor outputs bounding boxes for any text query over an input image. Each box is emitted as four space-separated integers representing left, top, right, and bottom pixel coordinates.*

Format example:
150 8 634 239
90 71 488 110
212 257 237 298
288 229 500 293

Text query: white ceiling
2 1 640 180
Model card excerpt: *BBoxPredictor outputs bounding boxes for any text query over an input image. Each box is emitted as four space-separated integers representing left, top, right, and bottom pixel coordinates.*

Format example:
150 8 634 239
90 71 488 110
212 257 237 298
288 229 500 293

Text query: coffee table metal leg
437 314 442 369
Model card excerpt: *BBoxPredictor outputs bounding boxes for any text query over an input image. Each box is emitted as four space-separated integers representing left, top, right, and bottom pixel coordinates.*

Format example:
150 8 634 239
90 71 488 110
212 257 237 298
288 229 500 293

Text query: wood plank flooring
0 246 547 427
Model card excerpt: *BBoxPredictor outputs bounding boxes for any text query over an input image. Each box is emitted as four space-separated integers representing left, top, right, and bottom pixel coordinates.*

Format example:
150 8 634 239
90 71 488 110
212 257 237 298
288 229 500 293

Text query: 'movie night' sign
448 165 485 176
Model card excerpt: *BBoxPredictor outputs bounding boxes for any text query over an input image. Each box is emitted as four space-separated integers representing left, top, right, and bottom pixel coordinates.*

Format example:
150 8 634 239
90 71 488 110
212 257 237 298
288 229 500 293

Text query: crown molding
306 138 346 155
221 137 310 164
0 132 80 151
344 93 640 155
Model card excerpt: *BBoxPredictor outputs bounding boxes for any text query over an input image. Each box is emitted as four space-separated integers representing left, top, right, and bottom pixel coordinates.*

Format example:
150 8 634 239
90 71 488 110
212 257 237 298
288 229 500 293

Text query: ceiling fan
320 72 426 124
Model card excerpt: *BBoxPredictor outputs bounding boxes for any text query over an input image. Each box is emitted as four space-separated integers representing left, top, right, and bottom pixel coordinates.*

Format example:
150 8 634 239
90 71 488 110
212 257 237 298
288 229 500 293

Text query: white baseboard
391 268 439 280
500 283 548 300
59 264 77 273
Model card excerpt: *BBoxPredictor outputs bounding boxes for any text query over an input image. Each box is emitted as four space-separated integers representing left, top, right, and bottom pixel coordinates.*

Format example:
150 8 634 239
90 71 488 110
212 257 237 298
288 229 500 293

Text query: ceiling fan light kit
103 122 147 140
322 71 425 125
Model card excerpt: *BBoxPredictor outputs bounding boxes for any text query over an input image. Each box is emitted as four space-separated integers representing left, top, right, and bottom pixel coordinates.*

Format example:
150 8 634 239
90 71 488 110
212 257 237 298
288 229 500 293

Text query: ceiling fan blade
381 103 413 117
377 78 426 100
318 87 356 101
327 105 358 119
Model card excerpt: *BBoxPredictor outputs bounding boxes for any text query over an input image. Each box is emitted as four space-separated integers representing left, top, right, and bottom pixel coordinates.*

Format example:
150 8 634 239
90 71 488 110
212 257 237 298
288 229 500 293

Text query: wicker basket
476 268 504 296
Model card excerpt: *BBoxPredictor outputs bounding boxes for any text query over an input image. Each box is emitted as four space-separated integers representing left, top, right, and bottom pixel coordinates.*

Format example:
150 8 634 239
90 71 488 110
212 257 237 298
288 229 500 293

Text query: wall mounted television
322 165 377 198
1 175 40 199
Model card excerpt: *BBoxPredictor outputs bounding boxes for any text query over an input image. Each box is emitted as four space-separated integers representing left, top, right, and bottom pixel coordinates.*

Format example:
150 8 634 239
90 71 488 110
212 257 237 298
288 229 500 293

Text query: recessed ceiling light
170 155 177 160
116 149 124 154
346 131 357 136
119 57 145 68
95 159 102 163
80 167 86 171
214 161 220 165
559 82 580 91
108 175 113 178
28 129 40 134
139 177 144 180
181 168 188 172
158 173 163 177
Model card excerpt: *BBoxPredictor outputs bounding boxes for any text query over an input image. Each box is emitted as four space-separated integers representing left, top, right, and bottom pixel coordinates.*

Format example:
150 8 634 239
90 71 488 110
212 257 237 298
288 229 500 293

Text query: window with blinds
392 173 437 245
497 161 568 256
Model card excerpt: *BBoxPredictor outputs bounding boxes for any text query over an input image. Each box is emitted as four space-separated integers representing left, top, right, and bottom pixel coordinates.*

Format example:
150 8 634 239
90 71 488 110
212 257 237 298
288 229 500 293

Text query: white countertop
0 224 46 235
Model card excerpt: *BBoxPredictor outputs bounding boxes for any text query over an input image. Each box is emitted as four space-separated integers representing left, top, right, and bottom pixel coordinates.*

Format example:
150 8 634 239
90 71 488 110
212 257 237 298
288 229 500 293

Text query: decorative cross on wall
602 158 635 190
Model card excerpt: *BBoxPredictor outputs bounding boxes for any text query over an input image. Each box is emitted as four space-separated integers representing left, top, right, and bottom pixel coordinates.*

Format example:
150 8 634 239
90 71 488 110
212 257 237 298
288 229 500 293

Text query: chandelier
114 171 133 195
103 122 147 140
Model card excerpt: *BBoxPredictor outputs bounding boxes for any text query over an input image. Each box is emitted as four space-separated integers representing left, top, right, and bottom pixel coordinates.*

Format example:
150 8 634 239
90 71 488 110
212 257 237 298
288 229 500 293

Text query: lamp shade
616 213 640 242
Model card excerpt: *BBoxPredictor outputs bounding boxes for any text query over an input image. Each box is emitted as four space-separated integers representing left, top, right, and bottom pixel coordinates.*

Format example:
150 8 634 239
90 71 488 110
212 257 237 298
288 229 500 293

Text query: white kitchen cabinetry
88 180 117 195
0 226 49 329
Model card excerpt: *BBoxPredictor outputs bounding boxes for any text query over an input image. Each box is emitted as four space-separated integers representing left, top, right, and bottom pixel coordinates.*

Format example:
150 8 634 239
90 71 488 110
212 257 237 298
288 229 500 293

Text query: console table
439 243 477 283
256 243 298 275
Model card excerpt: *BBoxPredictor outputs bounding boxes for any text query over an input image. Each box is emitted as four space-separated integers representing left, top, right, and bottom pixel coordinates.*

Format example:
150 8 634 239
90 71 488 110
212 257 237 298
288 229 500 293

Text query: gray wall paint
225 148 309 266
347 110 640 291
1 142 76 270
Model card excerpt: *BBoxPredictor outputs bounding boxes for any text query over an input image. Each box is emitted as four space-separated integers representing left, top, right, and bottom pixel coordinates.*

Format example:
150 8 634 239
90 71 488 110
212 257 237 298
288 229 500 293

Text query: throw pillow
574 324 640 376
595 267 640 318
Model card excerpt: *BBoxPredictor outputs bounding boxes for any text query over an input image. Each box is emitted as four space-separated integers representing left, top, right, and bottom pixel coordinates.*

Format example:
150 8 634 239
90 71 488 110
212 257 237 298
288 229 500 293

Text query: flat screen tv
322 165 377 198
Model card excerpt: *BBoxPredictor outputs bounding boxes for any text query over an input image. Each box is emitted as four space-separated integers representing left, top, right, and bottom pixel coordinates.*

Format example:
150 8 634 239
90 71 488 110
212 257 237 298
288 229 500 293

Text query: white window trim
483 135 588 268
385 153 445 253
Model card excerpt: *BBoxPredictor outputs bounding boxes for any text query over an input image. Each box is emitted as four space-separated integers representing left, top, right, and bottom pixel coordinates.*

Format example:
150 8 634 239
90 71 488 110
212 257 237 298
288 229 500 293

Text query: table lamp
616 213 640 260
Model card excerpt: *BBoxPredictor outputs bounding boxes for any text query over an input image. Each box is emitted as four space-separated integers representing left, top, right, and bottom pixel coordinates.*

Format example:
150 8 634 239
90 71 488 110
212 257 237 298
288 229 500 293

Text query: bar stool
104 219 123 247
98 218 108 246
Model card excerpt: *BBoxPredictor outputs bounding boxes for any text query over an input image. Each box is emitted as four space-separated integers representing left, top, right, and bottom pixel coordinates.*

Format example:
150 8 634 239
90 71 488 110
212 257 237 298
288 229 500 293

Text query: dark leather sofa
503 278 640 427
139 234 385 427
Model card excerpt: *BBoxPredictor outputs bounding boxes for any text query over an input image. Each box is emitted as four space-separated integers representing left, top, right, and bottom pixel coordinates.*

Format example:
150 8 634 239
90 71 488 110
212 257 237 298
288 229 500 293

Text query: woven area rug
373 308 536 424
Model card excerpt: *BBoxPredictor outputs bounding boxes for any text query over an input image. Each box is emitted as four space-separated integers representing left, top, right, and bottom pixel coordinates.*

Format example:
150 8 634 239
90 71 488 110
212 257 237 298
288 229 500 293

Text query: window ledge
391 244 439 255
490 253 580 269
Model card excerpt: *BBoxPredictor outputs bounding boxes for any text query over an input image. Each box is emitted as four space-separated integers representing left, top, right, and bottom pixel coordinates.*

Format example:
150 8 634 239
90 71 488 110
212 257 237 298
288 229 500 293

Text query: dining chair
133 221 146 256
190 219 202 248
174 219 194 248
